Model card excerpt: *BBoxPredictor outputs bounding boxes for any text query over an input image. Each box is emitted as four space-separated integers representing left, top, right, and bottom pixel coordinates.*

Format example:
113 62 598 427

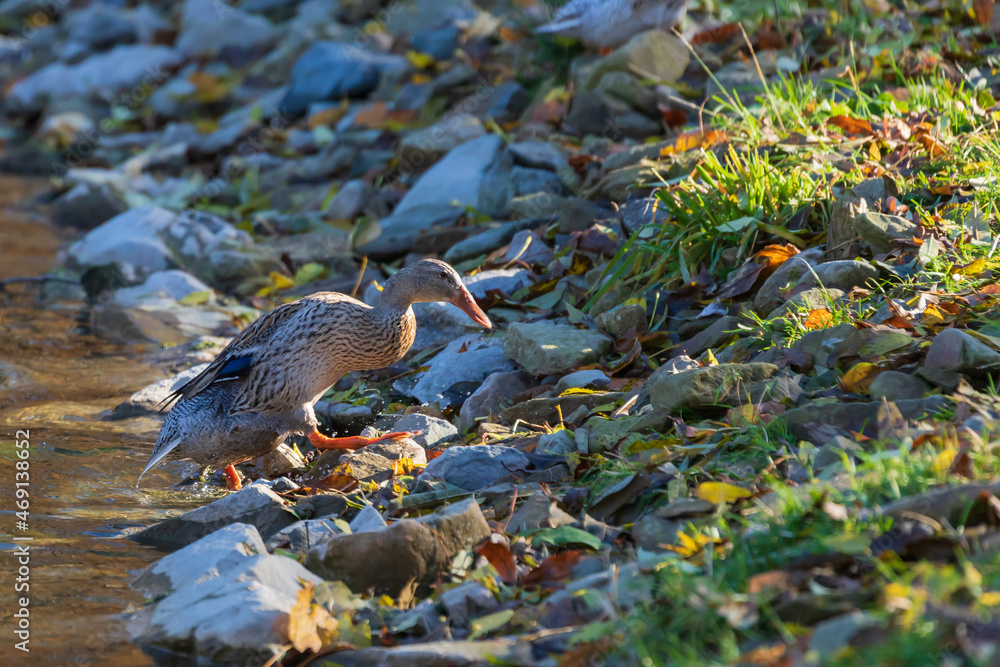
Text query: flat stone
129 553 322 665
305 498 489 595
67 205 177 281
554 369 611 394
405 335 516 406
356 204 466 260
670 316 739 359
306 439 425 485
420 445 529 491
176 0 278 65
923 328 1000 381
52 182 127 230
312 639 533 667
648 363 780 412
797 260 878 292
503 230 554 267
279 41 408 115
113 270 212 308
595 303 646 339
503 323 613 376
463 268 533 299
133 485 297 548
458 370 532 432
869 370 928 401
770 288 846 320
264 518 344 555
853 212 920 254
499 392 628 425
782 396 952 441
394 134 504 214
132 523 266 599
443 219 541 264
753 254 820 316
110 362 210 419
439 581 499 628
400 114 485 163
349 505 387 533
391 413 457 448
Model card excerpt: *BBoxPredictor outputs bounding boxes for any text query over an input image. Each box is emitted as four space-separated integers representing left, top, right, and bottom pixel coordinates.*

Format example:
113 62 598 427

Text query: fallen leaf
803 308 834 330
696 481 753 504
973 0 994 25
522 550 585 589
827 115 874 136
475 537 517 584
287 583 339 653
841 362 882 394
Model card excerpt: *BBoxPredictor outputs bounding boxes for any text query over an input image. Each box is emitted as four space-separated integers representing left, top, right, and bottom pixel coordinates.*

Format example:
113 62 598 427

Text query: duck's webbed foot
308 429 423 451
223 464 243 491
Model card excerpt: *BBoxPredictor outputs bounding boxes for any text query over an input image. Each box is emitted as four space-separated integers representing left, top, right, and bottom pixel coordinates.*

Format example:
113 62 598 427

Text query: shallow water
0 178 212 665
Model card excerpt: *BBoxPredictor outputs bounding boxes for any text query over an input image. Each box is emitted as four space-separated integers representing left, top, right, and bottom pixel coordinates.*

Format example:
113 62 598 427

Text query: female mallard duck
140 259 491 490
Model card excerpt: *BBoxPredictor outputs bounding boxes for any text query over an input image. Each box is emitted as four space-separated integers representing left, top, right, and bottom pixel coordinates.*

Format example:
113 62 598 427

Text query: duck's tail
136 437 182 488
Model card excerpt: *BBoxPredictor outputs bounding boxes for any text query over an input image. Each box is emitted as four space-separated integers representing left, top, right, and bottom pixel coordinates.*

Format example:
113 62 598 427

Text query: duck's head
388 259 492 329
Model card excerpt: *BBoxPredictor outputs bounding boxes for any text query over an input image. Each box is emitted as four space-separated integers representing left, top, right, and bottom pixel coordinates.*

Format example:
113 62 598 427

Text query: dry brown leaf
522 550 584 589
827 115 874 136
974 0 994 25
287 583 339 654
475 536 518 584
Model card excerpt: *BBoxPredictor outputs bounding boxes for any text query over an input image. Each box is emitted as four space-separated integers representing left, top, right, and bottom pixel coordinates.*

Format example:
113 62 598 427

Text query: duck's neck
371 280 415 322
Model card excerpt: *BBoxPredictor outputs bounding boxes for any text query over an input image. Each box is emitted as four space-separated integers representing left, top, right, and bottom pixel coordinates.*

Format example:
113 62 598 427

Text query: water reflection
0 180 211 664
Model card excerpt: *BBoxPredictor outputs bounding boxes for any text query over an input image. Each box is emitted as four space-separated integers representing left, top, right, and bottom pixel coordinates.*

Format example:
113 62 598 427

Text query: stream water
0 177 210 665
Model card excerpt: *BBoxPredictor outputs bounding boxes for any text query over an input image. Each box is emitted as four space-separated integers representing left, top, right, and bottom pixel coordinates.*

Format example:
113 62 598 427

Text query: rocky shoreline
6 0 1000 664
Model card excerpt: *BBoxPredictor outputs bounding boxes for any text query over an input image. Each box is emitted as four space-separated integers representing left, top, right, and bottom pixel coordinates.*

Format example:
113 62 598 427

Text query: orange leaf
690 22 741 45
661 130 726 156
827 115 873 136
882 314 916 331
752 243 800 273
974 0 994 25
803 309 834 330
475 538 518 584
352 102 418 129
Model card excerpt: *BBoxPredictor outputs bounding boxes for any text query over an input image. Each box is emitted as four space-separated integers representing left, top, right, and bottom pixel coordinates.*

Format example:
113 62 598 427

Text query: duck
534 0 688 50
139 259 492 490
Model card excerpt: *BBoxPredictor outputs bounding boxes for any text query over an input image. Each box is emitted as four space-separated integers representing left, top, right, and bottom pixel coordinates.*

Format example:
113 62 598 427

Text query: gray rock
537 429 577 456
782 396 951 441
349 505 387 533
133 485 297 548
503 323 613 376
8 44 183 113
51 183 128 230
503 230 554 266
798 260 878 292
306 498 489 595
444 219 541 264
648 363 780 412
565 91 660 140
458 371 533 432
133 523 266 598
66 5 137 49
176 0 278 64
113 270 211 308
321 639 533 666
507 494 575 533
477 162 567 218
400 114 485 163
412 24 460 60
439 581 498 628
280 41 409 115
854 212 920 254
770 288 846 320
753 253 821 316
129 553 322 665
509 141 567 171
921 328 1000 387
869 371 928 401
251 444 307 479
308 439 426 484
704 61 761 104
394 134 504 214
473 81 530 123
595 303 646 338
159 210 257 286
406 335 516 405
808 612 881 658
264 518 344 555
554 369 611 394
499 392 628 425
355 204 465 260
463 268 533 299
670 316 739 360
577 30 688 89
67 206 177 281
326 179 372 220
392 413 457 448
420 445 529 491
110 362 210 419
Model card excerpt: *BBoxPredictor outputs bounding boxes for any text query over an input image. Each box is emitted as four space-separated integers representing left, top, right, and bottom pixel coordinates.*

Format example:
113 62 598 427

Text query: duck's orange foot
224 464 242 491
308 429 423 451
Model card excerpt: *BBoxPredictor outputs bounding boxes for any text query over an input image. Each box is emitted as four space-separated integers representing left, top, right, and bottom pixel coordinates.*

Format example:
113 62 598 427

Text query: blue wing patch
215 354 254 382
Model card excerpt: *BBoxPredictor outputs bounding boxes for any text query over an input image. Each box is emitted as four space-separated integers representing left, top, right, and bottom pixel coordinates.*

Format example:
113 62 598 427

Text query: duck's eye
438 270 448 279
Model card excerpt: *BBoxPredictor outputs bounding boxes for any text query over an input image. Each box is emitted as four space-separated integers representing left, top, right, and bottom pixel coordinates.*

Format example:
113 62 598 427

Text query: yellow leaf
270 272 295 290
696 481 752 504
705 349 719 366
286 583 340 653
980 591 1000 606
960 258 987 275
932 448 957 474
841 362 881 394
179 289 212 305
406 50 436 69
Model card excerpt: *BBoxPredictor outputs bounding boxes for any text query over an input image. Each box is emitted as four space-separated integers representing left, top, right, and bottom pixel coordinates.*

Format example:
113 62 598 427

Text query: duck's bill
452 287 492 329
